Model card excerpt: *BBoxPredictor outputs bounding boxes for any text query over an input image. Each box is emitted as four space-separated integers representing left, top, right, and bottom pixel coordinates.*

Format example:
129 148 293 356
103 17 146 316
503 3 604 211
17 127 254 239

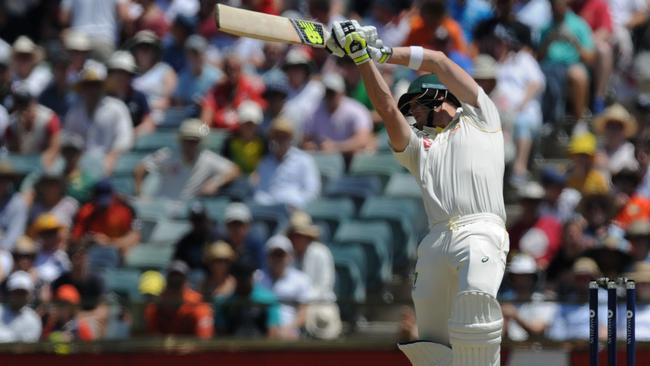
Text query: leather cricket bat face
215 4 328 48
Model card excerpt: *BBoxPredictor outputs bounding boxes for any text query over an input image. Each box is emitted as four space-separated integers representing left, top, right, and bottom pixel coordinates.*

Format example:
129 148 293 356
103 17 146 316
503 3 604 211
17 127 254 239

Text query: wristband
408 46 424 70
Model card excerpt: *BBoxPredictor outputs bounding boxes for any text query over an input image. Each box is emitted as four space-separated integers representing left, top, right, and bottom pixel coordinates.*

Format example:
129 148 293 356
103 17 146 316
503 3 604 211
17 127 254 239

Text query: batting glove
332 20 370 65
368 45 393 64
326 21 379 58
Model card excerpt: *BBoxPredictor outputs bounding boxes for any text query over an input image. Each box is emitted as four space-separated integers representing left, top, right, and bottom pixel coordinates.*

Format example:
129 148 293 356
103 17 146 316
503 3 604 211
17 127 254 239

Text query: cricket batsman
327 21 510 366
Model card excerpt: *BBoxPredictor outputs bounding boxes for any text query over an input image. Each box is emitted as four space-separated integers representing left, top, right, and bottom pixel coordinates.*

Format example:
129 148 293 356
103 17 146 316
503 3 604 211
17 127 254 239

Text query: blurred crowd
0 0 648 344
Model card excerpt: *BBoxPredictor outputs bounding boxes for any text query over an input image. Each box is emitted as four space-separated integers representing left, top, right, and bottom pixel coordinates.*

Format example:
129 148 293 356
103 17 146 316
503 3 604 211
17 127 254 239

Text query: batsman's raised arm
383 47 480 107
357 61 412 152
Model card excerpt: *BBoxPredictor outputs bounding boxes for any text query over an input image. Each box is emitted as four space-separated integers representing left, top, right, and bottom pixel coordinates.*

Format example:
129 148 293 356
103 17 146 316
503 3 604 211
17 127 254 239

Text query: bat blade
215 4 328 48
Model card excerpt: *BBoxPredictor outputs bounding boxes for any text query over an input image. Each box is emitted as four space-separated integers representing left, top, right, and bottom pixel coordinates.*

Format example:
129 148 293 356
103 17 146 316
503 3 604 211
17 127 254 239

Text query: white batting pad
448 291 503 366
398 340 453 366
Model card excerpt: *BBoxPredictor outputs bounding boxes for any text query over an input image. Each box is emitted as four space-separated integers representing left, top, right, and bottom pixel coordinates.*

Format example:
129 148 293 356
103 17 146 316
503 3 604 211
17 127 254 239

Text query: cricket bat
215 4 329 48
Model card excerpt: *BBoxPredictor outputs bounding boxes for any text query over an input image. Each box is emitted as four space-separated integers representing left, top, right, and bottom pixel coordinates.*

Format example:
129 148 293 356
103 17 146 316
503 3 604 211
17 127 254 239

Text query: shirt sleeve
0 196 28 250
111 100 134 152
300 154 321 207
576 18 595 51
461 87 501 132
392 129 422 177
142 147 171 173
352 102 372 133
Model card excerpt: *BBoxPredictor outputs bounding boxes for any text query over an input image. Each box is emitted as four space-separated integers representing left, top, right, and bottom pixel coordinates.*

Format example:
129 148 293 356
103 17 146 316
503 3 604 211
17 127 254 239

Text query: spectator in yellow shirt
566 132 609 194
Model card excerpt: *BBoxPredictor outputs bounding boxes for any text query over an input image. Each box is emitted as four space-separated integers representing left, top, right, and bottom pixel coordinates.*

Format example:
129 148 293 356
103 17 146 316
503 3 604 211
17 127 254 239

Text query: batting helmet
397 74 460 116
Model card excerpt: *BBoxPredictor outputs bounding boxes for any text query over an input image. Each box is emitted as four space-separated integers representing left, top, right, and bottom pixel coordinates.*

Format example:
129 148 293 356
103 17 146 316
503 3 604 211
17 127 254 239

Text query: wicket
589 277 636 366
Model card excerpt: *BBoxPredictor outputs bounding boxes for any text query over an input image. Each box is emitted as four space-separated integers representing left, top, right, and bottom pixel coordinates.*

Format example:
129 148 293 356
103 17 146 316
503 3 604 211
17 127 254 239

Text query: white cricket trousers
412 213 509 344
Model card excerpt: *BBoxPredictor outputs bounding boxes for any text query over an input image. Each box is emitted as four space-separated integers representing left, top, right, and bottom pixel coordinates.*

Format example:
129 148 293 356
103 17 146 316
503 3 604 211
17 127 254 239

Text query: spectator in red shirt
404 0 468 55
200 53 264 130
570 0 613 113
42 284 97 341
508 181 563 269
133 0 169 38
145 260 214 338
70 180 140 258
5 86 60 169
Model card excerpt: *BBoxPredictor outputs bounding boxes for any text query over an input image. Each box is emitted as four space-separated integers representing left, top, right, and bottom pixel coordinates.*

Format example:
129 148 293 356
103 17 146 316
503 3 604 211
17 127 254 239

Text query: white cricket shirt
393 87 506 226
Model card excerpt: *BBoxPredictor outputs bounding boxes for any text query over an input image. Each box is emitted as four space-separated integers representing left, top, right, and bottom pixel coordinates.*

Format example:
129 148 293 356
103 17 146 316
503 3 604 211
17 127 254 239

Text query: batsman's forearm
357 61 411 152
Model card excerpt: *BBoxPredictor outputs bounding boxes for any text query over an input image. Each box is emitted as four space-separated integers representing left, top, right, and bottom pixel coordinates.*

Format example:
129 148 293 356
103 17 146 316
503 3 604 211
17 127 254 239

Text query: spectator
139 270 165 303
0 271 41 342
286 212 335 303
64 60 134 176
106 51 155 138
538 0 595 124
10 237 39 284
260 70 290 134
130 31 177 124
160 0 199 22
405 0 467 54
219 203 265 271
258 42 288 76
70 180 140 258
570 0 613 113
612 169 650 230
516 0 552 44
31 214 70 284
0 40 11 107
578 194 617 248
5 85 61 168
281 48 323 136
636 131 650 199
365 0 411 47
215 260 281 338
172 202 218 271
21 132 98 204
625 220 650 264
473 0 532 57
172 35 221 110
593 104 638 176
253 117 321 209
258 235 314 339
302 73 372 162
627 262 650 340
38 50 74 119
545 216 591 298
566 133 609 194
59 0 130 61
28 174 78 228
221 101 266 174
492 29 545 186
144 260 214 339
201 53 265 130
51 243 106 311
134 119 240 200
0 163 28 252
501 254 557 341
608 0 647 70
41 284 97 341
286 211 341 340
62 30 92 84
547 257 606 339
10 36 52 98
539 167 582 223
586 234 633 280
132 0 169 38
162 14 197 73
508 181 563 268
200 240 236 300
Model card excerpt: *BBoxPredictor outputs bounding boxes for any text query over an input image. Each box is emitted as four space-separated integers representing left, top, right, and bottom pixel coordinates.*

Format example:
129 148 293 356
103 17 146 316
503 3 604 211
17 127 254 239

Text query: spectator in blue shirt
172 35 221 111
253 117 320 210
162 14 196 73
218 202 265 271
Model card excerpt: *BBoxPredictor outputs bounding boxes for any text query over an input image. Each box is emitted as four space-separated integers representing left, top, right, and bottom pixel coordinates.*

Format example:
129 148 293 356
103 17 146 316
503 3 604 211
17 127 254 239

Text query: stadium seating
125 245 174 270
359 197 424 270
309 152 345 184
349 153 404 186
113 152 147 177
330 244 367 304
324 175 382 210
102 268 142 301
110 176 135 196
133 131 178 152
148 219 192 244
248 203 290 235
6 154 41 176
332 220 393 289
384 173 421 199
305 197 356 236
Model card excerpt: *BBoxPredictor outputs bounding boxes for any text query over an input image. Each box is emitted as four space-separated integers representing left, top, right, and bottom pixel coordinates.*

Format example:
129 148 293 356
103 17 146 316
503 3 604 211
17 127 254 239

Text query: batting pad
398 341 453 366
447 291 503 366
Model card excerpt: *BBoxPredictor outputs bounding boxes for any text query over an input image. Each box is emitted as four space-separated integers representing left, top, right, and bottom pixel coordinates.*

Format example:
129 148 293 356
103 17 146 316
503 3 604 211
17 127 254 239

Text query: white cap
178 118 209 140
0 39 10 65
107 51 137 74
237 101 263 125
472 54 498 80
322 72 345 94
266 234 294 254
508 253 537 274
78 60 107 82
7 271 34 292
64 30 91 52
12 36 37 54
224 202 252 223
519 227 549 259
284 47 311 66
